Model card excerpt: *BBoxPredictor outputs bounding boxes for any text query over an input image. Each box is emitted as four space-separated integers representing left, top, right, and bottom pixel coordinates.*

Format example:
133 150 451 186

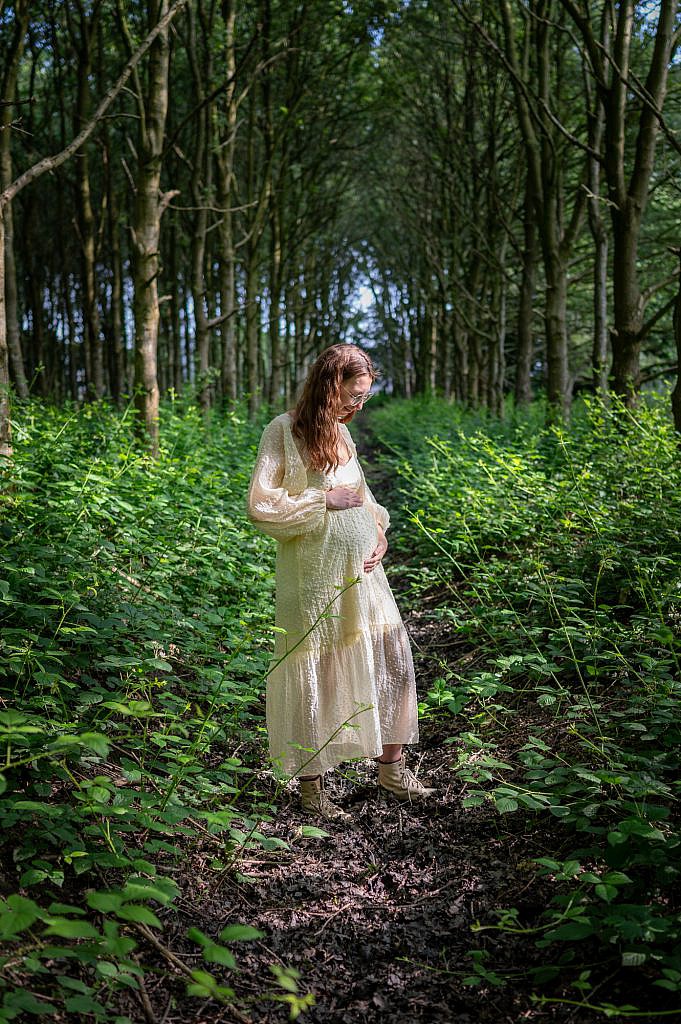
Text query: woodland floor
116 610 643 1024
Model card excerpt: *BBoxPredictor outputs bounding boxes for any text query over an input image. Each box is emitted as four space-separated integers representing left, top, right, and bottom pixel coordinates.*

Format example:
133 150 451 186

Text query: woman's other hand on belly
326 486 363 510
364 525 388 573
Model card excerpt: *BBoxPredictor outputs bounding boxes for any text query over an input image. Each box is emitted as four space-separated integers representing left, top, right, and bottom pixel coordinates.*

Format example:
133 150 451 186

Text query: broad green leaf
616 818 665 840
79 733 110 757
218 924 264 943
116 905 162 929
64 995 108 1014
203 943 237 969
494 796 518 813
43 919 100 939
87 892 124 913
594 883 618 902
0 895 41 938
299 825 331 839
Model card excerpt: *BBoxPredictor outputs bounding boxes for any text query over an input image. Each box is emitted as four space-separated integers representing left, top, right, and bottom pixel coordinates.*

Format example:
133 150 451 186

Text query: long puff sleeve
247 418 327 542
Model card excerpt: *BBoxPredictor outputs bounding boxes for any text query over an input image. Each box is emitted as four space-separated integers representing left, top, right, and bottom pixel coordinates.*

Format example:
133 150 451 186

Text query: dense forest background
2 3 681 1023
1 0 680 451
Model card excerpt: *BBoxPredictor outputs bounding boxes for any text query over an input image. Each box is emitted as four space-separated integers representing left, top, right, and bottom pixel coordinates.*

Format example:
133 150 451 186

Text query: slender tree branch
1 0 190 208
642 271 677 307
640 294 677 341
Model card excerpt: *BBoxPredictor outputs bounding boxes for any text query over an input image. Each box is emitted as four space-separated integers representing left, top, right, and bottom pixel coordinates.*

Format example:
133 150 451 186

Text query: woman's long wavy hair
291 344 377 472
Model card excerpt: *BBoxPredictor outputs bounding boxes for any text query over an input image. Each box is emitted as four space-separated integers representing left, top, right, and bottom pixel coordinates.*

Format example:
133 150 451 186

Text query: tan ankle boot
299 776 350 821
377 755 435 802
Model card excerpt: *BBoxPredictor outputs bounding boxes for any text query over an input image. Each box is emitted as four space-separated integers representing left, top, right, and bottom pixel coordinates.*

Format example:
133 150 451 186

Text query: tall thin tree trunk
63 274 78 401
245 247 260 415
544 260 570 417
268 201 283 405
245 88 260 416
515 179 536 405
218 0 238 403
25 197 46 395
591 218 609 394
74 5 105 399
0 211 9 460
107 148 126 405
167 219 182 395
586 14 609 395
490 274 507 418
129 0 173 456
671 248 681 434
1 0 29 399
186 0 213 412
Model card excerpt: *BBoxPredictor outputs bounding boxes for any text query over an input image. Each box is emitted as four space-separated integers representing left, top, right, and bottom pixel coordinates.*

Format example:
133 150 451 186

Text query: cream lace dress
247 412 419 777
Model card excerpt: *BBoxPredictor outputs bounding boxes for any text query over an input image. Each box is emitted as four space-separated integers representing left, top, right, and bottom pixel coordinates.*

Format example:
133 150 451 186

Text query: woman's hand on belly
364 525 388 573
326 486 363 510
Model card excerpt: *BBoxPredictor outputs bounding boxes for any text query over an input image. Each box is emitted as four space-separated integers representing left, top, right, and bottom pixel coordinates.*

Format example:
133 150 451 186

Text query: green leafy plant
368 392 681 1015
0 399 286 1019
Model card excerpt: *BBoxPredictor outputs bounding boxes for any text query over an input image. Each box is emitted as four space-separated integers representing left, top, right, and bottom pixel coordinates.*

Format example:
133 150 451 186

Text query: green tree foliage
1 0 679 435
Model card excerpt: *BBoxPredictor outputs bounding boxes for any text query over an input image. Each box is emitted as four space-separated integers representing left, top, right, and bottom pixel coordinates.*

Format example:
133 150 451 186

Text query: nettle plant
371 393 681 1014
0 400 308 1021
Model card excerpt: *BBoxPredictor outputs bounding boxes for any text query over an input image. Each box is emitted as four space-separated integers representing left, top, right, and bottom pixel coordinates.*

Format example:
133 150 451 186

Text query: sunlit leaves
370 393 681 1009
0 401 277 1019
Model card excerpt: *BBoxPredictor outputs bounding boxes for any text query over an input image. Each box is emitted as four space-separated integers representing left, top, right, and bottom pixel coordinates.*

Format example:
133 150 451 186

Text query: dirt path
133 692 604 1023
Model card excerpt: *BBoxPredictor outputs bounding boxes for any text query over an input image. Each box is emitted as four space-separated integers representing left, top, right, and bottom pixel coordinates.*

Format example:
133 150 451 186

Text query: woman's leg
377 743 403 764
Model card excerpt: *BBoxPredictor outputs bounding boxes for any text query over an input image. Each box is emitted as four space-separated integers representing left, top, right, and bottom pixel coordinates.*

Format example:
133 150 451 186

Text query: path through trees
1 1 680 451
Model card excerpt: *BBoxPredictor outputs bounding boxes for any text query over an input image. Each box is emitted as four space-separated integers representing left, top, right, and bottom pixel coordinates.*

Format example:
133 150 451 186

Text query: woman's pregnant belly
276 503 380 647
325 504 378 575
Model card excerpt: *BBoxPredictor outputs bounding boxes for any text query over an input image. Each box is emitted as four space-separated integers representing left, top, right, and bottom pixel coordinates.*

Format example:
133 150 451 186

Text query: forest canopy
0 0 680 447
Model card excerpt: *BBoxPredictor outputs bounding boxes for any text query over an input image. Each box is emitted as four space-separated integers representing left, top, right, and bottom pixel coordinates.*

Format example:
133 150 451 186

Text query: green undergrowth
0 399 311 1022
4 391 681 1020
367 393 681 1016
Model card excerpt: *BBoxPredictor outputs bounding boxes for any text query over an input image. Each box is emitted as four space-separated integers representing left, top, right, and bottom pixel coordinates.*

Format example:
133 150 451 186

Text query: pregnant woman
247 344 433 820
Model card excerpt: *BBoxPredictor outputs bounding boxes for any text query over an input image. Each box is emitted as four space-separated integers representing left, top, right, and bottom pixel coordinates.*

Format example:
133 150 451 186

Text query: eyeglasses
341 384 375 407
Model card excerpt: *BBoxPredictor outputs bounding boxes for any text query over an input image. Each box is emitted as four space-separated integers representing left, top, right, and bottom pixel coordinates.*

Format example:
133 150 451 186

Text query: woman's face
337 372 373 424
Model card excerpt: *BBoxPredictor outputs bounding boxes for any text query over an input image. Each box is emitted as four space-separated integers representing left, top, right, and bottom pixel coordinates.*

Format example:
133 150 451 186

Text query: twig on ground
133 923 253 1024
135 966 158 1024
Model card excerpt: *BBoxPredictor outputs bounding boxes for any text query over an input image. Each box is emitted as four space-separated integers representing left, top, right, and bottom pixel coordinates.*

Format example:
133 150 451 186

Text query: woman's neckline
284 411 354 469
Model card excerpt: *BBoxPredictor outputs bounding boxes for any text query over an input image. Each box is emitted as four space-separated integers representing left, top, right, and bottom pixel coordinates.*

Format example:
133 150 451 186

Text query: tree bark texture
515 179 537 406
130 0 173 456
672 248 681 434
1 0 29 399
217 0 239 404
73 0 105 398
